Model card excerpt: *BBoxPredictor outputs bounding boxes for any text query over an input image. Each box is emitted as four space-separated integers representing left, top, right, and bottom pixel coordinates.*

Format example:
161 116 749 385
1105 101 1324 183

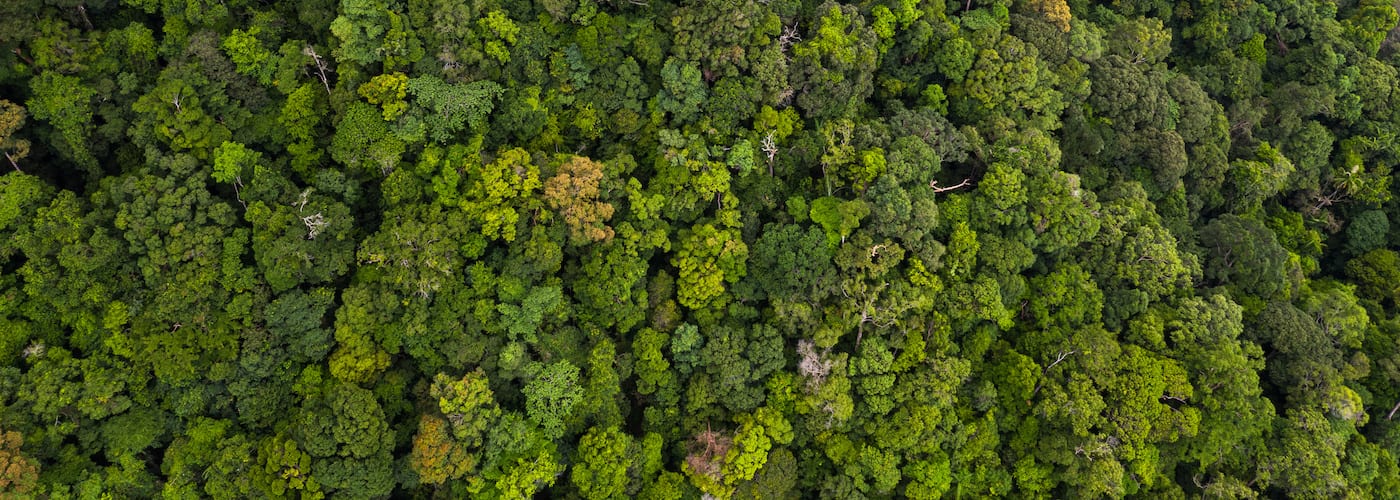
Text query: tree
1346 249 1400 308
461 147 541 243
357 72 409 121
544 156 614 244
1029 0 1072 32
252 436 324 499
808 197 869 250
410 415 474 485
221 27 275 85
746 223 837 302
571 426 632 499
26 71 97 172
129 65 235 160
0 429 39 496
296 383 394 499
430 369 502 445
404 76 504 143
280 83 328 174
1345 210 1389 256
524 360 584 440
671 223 748 311
330 0 422 68
330 101 404 175
1200 214 1294 300
790 2 880 120
657 58 708 125
0 100 30 171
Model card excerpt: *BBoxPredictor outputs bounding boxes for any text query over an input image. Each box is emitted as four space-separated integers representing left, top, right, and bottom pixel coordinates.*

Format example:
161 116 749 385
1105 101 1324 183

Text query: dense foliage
4 0 1400 497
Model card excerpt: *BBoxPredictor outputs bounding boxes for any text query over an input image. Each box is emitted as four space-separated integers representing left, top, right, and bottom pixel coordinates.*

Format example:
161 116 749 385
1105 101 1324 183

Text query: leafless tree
302 213 328 239
797 339 835 392
304 45 333 96
1031 349 1078 397
761 131 778 176
685 423 732 480
930 177 973 193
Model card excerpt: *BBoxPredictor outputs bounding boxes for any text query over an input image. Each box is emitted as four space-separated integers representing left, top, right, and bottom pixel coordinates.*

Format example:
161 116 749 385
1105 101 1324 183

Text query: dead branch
930 178 973 193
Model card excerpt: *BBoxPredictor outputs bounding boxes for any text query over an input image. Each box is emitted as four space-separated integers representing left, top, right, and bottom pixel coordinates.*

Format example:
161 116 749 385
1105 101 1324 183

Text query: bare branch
303 45 333 96
302 212 328 239
930 177 973 193
1030 349 1078 398
761 131 778 176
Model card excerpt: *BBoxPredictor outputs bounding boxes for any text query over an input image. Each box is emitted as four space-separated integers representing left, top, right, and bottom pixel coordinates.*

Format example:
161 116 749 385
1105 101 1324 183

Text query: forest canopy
4 0 1400 498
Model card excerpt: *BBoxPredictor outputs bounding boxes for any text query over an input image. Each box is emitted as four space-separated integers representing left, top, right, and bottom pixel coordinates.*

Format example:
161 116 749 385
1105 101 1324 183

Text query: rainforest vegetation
5 0 1400 497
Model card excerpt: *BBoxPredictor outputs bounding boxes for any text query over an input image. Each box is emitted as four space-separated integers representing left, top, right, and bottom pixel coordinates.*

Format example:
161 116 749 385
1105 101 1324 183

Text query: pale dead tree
797 339 835 392
227 174 247 210
775 88 795 107
778 23 802 55
5 151 20 172
1073 439 1113 461
930 177 973 193
302 212 328 239
293 188 312 212
1304 187 1349 216
1377 400 1400 417
22 342 46 360
761 131 778 175
1031 349 1078 397
685 423 732 481
303 45 333 96
1044 349 1077 372
76 5 93 30
171 90 183 112
845 281 893 348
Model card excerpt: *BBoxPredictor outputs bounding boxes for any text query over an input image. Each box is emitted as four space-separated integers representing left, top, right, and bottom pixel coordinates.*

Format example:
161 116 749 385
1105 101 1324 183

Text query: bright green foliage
26 72 97 171
212 141 261 184
671 223 748 310
478 11 519 63
809 196 869 250
524 360 584 439
7 1 1400 498
657 58 708 124
252 436 323 499
329 0 392 66
222 27 274 84
721 414 772 486
462 147 540 242
494 450 562 499
430 369 501 445
405 76 504 143
331 102 405 174
358 73 409 121
280 83 327 174
570 426 631 499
